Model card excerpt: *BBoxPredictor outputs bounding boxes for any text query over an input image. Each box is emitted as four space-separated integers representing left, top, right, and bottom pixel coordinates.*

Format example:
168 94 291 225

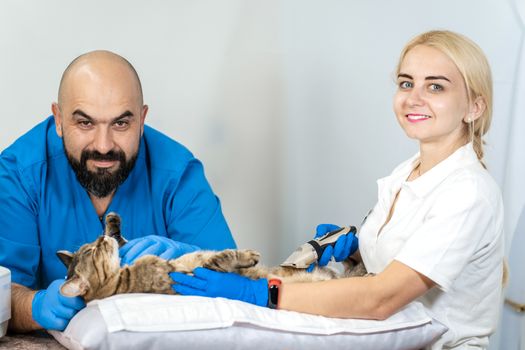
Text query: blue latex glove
307 224 359 271
170 267 268 307
32 279 86 331
119 235 200 265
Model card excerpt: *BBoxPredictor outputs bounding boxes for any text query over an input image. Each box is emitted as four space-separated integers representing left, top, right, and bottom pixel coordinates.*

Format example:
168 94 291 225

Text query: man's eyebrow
113 111 134 122
72 110 134 123
72 109 93 120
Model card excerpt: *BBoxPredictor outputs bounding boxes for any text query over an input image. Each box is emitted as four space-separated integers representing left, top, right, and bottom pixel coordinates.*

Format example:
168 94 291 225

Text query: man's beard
65 144 138 198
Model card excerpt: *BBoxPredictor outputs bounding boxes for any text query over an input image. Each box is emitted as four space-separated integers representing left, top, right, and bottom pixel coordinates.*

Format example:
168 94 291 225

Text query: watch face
268 278 281 309
269 278 282 287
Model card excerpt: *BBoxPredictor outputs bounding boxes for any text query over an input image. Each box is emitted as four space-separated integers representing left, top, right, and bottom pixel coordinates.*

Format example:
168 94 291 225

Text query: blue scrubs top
0 116 236 289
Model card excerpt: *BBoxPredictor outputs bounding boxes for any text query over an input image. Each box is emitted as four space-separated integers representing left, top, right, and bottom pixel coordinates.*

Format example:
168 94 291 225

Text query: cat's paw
203 249 260 272
104 212 127 247
169 251 214 273
105 212 121 227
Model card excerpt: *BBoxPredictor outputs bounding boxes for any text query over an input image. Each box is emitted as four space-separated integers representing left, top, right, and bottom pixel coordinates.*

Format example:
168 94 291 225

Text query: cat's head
56 212 126 300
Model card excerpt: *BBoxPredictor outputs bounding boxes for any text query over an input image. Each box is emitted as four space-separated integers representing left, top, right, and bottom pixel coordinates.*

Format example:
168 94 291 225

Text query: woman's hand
307 224 359 271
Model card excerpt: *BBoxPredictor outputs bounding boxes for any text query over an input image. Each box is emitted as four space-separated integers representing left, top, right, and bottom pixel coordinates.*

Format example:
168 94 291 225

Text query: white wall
0 0 285 263
278 0 522 259
1 0 523 345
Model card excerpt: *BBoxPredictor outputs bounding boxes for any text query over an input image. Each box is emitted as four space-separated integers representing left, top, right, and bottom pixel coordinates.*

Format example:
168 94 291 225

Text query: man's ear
60 276 89 297
140 104 149 135
51 102 63 137
464 96 486 123
57 250 74 267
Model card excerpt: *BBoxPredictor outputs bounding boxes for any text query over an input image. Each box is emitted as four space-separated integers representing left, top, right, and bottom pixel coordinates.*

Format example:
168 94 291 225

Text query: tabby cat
57 213 366 302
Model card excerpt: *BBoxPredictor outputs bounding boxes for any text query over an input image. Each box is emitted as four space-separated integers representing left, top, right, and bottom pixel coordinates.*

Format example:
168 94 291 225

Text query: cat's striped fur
57 213 366 302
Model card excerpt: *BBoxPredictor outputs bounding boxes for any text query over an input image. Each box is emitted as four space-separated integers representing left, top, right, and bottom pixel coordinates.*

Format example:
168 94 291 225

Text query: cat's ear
60 276 89 297
57 250 74 267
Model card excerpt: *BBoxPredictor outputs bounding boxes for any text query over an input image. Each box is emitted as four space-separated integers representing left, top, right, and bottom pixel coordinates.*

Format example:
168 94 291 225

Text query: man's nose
92 127 115 154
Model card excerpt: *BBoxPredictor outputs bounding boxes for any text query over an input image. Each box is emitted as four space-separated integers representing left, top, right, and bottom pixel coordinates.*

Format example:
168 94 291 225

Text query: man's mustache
81 150 125 162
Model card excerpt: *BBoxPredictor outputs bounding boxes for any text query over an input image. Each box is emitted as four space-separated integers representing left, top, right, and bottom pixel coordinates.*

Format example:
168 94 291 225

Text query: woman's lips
406 114 431 123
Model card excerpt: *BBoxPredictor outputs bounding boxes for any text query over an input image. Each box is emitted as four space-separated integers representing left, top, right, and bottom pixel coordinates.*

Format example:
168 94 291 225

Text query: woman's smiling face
393 44 471 148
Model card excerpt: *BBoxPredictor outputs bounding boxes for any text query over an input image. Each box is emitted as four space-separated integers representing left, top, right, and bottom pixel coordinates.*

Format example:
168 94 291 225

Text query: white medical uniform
359 143 504 349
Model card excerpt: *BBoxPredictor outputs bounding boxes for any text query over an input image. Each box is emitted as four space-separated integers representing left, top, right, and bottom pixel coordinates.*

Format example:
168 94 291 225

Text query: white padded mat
97 294 433 334
51 293 447 350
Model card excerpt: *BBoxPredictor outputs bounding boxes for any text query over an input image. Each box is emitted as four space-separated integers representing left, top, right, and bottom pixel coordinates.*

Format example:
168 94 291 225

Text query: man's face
53 62 148 198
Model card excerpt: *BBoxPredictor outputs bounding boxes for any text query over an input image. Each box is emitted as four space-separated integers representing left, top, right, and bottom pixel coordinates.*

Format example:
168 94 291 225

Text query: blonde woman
172 30 504 348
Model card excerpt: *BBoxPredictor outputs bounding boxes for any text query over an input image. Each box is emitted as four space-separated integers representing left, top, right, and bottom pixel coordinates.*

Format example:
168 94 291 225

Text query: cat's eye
82 248 95 256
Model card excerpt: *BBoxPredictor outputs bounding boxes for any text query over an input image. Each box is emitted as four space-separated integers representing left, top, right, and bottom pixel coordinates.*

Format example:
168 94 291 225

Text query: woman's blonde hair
396 30 493 167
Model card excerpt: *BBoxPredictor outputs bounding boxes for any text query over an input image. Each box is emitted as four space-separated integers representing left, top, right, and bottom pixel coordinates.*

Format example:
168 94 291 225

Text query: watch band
267 278 282 309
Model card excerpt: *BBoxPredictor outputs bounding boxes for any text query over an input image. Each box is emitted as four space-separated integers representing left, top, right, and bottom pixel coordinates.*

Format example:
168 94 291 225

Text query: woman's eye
429 83 444 92
399 81 413 89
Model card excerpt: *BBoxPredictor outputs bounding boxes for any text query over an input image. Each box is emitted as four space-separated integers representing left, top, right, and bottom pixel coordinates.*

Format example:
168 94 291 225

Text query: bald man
0 51 236 332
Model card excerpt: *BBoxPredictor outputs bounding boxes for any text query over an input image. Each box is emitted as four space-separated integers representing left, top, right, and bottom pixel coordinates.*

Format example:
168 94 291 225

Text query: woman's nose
406 87 425 107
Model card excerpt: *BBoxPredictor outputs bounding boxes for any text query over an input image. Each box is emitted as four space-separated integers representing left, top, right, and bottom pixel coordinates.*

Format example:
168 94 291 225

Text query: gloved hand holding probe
315 224 359 266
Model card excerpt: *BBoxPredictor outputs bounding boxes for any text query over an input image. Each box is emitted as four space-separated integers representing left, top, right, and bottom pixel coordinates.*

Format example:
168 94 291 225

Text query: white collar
379 143 481 199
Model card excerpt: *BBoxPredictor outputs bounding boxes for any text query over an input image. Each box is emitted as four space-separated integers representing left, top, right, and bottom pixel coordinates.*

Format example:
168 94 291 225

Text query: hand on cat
170 267 269 306
32 279 86 331
119 235 200 265
307 224 359 272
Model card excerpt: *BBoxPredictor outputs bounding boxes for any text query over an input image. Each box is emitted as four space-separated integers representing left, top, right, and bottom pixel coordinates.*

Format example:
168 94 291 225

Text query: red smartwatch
267 278 282 309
